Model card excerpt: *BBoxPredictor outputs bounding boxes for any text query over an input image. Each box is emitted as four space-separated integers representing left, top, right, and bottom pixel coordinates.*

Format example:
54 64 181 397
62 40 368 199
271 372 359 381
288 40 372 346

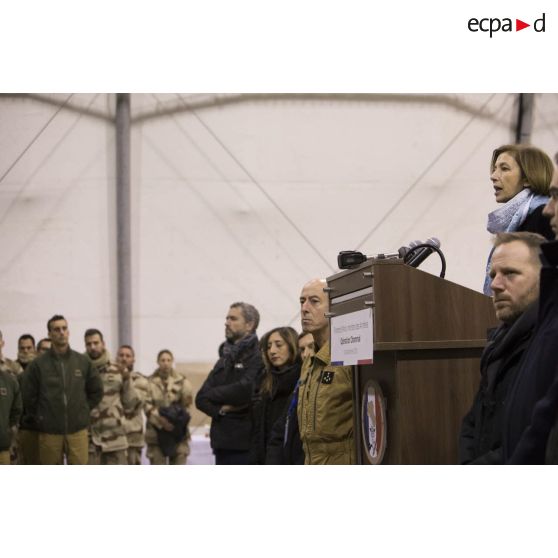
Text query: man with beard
459 232 544 464
117 344 149 465
13 335 38 463
15 334 36 372
84 329 140 465
505 185 558 463
196 302 263 465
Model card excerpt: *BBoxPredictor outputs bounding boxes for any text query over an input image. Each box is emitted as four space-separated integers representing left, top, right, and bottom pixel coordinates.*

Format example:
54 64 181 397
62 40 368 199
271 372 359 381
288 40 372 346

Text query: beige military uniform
89 358 140 465
145 369 193 465
0 357 23 377
121 371 149 465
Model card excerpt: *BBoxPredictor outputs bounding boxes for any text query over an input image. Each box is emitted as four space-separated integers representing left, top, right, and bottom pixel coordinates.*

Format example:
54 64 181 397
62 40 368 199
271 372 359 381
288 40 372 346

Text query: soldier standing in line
117 345 149 465
145 350 193 465
13 335 39 464
84 329 140 465
0 330 23 377
36 338 52 355
15 334 36 372
23 315 103 465
0 367 22 465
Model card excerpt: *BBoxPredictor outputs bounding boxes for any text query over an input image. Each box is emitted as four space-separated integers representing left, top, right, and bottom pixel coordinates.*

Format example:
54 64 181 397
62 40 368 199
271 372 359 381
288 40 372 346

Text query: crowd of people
2 142 558 465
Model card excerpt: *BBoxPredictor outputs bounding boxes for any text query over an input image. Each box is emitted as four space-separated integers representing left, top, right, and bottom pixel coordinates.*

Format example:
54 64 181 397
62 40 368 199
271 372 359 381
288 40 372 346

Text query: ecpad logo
468 13 546 37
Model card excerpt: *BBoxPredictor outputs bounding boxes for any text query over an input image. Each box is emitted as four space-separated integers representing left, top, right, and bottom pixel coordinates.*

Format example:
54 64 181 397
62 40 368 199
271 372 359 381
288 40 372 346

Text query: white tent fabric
1 93 557 373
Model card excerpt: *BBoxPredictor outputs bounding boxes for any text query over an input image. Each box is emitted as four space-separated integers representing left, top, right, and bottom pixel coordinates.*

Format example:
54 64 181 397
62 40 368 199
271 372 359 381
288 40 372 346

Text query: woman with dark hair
145 349 193 465
250 327 302 464
483 144 554 294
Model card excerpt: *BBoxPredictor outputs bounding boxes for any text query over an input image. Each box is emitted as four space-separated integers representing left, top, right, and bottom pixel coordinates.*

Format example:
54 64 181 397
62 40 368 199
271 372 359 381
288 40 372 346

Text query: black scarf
222 332 258 364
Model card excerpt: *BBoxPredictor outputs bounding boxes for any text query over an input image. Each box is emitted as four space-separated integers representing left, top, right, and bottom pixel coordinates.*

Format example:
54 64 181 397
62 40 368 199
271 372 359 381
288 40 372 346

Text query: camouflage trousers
88 445 127 465
39 429 88 465
127 446 143 465
147 444 188 465
0 450 10 465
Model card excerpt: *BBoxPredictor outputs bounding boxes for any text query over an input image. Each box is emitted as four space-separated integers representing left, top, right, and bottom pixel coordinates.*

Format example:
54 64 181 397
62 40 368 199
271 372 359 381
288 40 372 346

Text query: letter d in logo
534 13 546 32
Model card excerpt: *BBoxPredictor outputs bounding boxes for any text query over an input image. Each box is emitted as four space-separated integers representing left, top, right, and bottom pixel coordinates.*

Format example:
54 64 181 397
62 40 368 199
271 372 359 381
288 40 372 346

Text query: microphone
337 240 423 269
405 237 441 268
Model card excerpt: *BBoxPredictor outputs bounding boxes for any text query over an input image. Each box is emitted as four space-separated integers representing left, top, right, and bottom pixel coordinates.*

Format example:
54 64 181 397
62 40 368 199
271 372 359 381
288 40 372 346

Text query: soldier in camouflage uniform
0 368 22 465
84 329 140 465
0 330 23 463
0 330 23 377
117 345 149 465
145 349 193 465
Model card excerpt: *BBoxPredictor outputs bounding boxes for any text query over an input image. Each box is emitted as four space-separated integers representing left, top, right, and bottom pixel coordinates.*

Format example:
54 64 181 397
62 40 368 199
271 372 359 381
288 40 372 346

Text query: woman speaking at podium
483 144 554 294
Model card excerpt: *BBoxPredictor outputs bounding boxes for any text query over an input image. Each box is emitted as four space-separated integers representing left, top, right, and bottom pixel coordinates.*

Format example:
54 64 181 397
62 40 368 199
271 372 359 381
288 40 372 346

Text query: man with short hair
297 278 354 464
22 315 103 465
196 302 263 465
460 232 544 464
84 329 140 465
504 186 558 463
0 330 23 377
117 344 149 465
297 332 315 361
36 338 52 355
16 334 36 372
13 335 38 464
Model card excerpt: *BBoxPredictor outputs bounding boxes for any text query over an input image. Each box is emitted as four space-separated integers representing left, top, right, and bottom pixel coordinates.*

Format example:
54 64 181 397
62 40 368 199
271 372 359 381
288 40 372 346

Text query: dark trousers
214 449 251 465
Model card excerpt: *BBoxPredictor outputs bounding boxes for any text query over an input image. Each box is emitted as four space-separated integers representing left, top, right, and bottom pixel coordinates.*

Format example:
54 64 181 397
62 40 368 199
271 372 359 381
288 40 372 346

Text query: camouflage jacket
0 370 22 451
0 356 23 377
90 360 141 453
121 371 149 448
145 369 193 447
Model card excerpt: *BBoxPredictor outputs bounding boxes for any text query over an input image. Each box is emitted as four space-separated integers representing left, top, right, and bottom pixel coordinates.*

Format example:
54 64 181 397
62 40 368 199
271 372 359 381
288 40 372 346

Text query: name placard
330 308 373 366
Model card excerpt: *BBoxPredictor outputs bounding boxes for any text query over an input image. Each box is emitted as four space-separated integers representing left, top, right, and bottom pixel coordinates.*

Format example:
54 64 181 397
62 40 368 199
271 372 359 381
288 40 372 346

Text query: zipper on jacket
312 370 324 433
61 360 68 435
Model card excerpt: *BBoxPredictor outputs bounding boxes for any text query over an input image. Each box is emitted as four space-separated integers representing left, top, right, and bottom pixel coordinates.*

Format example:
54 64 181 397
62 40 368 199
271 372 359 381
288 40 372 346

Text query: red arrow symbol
516 19 530 31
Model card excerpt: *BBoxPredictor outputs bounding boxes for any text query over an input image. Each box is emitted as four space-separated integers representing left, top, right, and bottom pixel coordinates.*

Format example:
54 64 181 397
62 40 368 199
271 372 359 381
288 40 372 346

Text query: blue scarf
483 189 549 295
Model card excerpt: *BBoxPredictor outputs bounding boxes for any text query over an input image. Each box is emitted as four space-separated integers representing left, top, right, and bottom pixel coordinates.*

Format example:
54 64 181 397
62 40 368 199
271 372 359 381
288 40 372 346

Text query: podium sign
331 308 373 366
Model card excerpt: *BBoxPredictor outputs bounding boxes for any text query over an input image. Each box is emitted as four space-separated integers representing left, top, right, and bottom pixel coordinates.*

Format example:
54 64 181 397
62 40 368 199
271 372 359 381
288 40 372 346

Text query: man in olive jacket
22 315 103 465
297 279 354 465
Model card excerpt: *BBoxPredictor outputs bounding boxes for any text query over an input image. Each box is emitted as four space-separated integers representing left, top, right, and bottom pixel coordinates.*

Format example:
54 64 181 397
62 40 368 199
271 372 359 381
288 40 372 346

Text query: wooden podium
326 258 498 464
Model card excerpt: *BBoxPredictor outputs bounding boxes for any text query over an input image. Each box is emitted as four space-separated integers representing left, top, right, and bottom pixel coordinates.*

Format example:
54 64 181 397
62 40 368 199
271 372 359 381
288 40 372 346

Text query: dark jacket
459 302 537 464
505 241 558 463
518 204 554 241
265 382 305 465
157 403 191 458
196 334 263 451
22 347 103 435
250 362 301 464
0 371 22 451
